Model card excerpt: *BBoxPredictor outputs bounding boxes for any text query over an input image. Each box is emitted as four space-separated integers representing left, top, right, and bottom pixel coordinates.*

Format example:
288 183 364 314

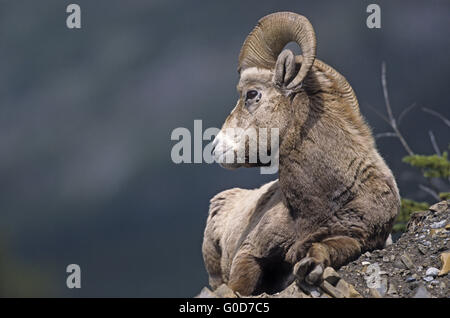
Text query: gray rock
320 280 346 298
298 282 322 297
417 245 428 255
431 220 446 229
369 288 382 298
429 201 448 213
394 259 406 269
274 282 310 298
334 279 349 297
332 279 361 298
425 267 440 277
384 234 393 247
423 276 434 282
323 267 341 286
413 285 432 298
196 287 218 298
376 277 388 297
400 253 415 270
387 282 398 296
405 276 417 283
214 284 237 298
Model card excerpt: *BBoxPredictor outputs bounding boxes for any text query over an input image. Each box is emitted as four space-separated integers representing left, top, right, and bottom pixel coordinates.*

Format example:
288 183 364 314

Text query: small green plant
403 151 450 179
439 192 450 200
393 152 449 233
402 147 450 202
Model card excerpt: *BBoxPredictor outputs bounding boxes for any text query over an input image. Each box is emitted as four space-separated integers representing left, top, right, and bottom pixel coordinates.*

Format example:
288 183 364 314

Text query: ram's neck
278 120 328 222
277 97 356 222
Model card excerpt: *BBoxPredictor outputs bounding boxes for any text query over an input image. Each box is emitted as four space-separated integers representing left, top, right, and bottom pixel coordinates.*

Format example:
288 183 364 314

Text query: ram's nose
212 135 219 150
211 133 221 156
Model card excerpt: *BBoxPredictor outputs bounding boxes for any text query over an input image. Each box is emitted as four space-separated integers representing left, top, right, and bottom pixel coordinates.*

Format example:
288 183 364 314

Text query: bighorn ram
202 12 400 296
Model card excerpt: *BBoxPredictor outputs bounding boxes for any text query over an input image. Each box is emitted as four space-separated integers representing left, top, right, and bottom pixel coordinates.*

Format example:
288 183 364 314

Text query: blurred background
0 0 448 297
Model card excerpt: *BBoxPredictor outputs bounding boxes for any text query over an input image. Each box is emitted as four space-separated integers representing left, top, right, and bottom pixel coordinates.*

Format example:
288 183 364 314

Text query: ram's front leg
228 251 263 296
294 236 362 285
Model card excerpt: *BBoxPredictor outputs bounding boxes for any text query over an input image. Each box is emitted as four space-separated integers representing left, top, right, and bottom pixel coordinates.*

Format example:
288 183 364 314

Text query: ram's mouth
212 132 241 169
214 149 231 164
213 147 239 169
212 130 276 169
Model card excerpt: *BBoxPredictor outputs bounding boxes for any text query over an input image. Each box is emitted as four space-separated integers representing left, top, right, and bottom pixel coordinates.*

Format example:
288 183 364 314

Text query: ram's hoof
294 257 324 285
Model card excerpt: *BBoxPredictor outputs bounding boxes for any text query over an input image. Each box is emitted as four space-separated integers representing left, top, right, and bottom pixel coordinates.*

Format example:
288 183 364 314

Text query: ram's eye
246 90 259 101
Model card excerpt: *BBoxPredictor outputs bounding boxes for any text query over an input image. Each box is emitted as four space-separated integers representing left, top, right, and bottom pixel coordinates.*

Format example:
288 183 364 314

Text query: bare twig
365 103 391 125
381 62 396 127
380 62 415 156
398 103 416 126
428 130 441 156
422 107 450 128
375 132 397 139
418 184 441 201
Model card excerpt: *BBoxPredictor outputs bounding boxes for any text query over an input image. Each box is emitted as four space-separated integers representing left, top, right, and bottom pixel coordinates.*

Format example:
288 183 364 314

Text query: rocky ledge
197 200 450 298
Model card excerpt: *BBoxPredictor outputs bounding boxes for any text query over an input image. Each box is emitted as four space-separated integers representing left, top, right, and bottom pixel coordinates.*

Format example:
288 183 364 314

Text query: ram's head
212 12 317 170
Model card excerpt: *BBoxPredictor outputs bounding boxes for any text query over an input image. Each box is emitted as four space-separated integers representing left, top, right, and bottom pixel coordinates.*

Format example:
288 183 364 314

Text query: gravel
338 200 449 298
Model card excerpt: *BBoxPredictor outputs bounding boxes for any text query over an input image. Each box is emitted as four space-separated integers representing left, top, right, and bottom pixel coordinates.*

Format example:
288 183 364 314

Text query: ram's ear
273 49 298 90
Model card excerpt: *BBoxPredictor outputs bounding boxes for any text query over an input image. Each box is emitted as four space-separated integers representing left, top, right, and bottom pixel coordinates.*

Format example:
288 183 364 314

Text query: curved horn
238 12 316 91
